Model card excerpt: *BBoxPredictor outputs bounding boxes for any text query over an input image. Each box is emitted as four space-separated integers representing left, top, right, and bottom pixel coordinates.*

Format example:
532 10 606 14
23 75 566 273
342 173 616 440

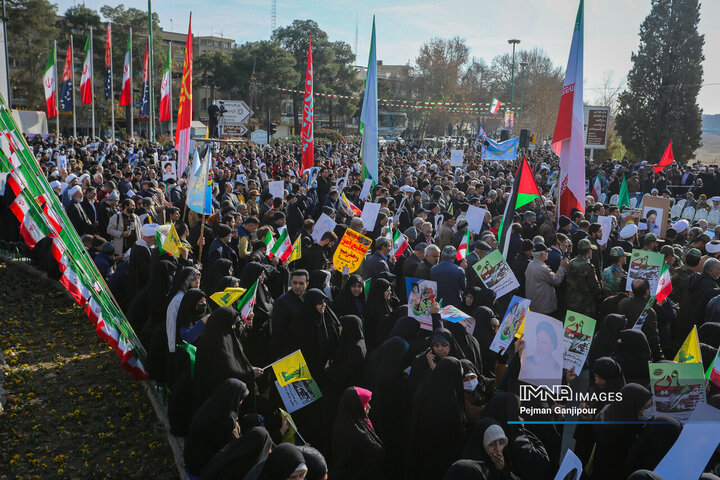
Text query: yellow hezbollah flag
288 235 302 263
279 408 304 444
210 287 247 307
163 223 183 258
674 325 701 363
272 350 311 387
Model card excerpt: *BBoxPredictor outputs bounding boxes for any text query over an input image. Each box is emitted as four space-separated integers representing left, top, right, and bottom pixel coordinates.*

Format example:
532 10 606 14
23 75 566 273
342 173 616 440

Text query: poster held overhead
518 312 564 387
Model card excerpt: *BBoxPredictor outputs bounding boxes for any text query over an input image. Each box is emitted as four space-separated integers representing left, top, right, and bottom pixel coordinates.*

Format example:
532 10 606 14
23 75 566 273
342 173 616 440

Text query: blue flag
360 17 378 183
186 147 213 215
481 137 519 161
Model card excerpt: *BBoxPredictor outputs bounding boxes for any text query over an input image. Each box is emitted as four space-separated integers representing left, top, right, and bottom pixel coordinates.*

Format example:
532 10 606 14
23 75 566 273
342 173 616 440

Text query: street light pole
519 61 528 117
508 39 520 110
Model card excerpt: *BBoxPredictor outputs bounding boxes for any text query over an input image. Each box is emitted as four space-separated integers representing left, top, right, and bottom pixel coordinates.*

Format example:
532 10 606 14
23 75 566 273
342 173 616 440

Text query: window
201 98 207 110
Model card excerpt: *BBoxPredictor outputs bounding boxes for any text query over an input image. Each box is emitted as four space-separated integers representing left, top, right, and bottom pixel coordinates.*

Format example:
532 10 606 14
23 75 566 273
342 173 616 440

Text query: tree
616 0 704 164
195 51 233 105
272 20 358 132
6 0 58 110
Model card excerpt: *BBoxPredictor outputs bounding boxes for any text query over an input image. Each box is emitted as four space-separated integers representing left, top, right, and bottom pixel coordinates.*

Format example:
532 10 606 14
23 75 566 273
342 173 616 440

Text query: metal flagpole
90 27 96 139
54 40 59 137
148 0 155 142
129 27 133 140
110 24 115 143
71 35 76 138
168 41 173 138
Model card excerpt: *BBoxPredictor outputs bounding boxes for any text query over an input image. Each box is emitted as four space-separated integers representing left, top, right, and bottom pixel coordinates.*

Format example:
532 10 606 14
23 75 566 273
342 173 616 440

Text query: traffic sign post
216 100 253 137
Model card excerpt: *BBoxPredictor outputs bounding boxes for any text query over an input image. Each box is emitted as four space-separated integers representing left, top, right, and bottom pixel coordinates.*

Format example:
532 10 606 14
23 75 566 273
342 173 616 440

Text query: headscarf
364 278 394 351
296 446 328 480
194 307 254 407
238 262 273 321
462 418 504 464
699 322 720 348
168 266 201 302
445 320 484 373
331 387 384 478
471 306 499 377
589 314 627 365
626 471 664 480
199 426 273 480
332 274 366 319
208 258 233 294
442 459 491 480
460 287 490 315
612 330 651 386
590 356 626 409
406 357 468 480
256 443 307 480
184 378 249 475
389 315 426 357
297 288 341 377
625 416 682 474
326 315 367 392
175 288 208 345
309 269 333 300
597 383 651 422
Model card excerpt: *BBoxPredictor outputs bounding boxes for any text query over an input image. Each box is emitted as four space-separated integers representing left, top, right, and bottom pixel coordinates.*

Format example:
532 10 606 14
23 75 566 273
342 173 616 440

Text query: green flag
618 174 630 208
360 17 378 183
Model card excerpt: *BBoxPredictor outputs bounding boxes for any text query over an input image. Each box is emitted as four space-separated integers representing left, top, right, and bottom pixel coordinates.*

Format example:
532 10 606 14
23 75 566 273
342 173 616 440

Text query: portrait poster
649 362 706 423
626 249 664 293
311 213 337 243
519 312 564 387
275 378 323 414
562 310 596 372
473 249 520 299
406 277 438 331
332 228 372 274
439 305 476 336
162 161 177 181
640 196 672 239
654 402 720 480
490 295 531 353
268 180 285 200
450 149 464 166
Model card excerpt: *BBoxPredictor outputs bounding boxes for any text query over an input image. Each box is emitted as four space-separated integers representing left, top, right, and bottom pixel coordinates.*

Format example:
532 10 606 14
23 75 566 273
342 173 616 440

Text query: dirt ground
0 260 177 479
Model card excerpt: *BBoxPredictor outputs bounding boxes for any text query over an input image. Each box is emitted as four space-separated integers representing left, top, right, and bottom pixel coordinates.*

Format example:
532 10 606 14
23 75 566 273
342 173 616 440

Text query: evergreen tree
616 0 704 164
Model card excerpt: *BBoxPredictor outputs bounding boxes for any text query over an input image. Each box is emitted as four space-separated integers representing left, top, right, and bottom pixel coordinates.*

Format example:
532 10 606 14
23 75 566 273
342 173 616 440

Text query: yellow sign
210 287 247 307
272 350 311 387
332 228 372 274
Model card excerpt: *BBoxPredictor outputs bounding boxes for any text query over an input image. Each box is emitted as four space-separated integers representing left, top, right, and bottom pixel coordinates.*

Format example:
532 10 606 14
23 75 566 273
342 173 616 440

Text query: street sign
251 129 268 145
583 106 610 150
217 100 253 125
224 124 248 136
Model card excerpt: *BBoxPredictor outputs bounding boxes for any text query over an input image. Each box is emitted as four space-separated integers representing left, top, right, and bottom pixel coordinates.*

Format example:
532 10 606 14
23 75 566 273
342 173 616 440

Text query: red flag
653 141 674 173
79 35 93 106
119 36 132 106
175 14 193 177
300 36 314 173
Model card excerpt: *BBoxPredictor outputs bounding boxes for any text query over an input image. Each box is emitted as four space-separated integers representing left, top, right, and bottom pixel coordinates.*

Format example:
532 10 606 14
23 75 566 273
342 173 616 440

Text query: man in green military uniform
564 238 602 318
670 248 701 303
588 222 604 279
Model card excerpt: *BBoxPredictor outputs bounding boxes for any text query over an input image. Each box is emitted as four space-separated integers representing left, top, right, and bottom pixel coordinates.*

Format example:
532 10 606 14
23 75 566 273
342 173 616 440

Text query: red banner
300 36 314 173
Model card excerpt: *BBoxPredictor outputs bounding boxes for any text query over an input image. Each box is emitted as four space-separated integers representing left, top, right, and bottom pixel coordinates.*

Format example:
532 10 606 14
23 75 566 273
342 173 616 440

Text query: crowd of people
3 133 720 480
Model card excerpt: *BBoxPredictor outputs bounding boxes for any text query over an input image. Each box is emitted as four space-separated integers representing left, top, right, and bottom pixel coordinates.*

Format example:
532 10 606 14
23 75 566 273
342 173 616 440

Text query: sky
59 0 720 114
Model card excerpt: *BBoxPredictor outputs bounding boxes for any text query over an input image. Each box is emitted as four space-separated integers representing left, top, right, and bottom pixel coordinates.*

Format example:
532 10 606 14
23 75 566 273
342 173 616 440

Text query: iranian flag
79 35 93 106
552 0 585 218
58 255 92 305
159 45 172 121
389 229 408 258
119 36 132 106
457 228 470 261
708 348 720 389
269 227 292 261
262 229 275 252
36 193 63 233
237 280 258 322
9 193 47 248
591 172 602 200
43 46 57 118
490 98 500 114
499 156 541 258
655 262 672 303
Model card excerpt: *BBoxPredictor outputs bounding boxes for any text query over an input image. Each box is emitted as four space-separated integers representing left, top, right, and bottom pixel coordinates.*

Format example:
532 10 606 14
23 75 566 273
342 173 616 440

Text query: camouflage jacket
565 256 602 315
670 265 695 303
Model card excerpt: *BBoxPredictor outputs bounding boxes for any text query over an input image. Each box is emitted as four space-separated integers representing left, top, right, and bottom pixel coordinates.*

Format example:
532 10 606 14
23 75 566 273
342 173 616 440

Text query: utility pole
508 39 520 109
148 0 155 142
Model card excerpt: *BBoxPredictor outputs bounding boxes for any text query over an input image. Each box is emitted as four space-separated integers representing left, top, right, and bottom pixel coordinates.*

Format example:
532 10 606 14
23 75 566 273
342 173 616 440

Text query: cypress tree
616 0 704 164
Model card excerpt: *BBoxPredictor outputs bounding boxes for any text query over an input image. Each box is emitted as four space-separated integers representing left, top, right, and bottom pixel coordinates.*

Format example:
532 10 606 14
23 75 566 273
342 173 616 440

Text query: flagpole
129 27 133 140
71 35 76 138
147 0 155 143
197 144 210 262
168 41 173 138
54 40 59 138
89 27 95 139
110 24 115 144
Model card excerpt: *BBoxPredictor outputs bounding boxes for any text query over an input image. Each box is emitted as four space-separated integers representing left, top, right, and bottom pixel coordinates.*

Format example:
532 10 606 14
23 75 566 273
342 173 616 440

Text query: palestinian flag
9 192 48 248
592 172 601 200
499 157 541 258
269 227 292 261
618 175 630 208
237 280 258 322
262 229 275 252
655 262 672 304
288 235 302 263
457 228 470 261
389 229 408 259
